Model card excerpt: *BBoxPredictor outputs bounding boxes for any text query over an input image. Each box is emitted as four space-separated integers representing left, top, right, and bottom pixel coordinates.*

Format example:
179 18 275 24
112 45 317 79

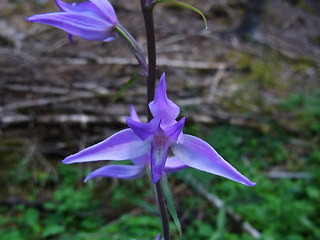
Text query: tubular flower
26 0 119 42
63 73 255 186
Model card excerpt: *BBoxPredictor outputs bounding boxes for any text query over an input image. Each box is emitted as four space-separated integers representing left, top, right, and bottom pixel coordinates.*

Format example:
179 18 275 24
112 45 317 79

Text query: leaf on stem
112 73 140 102
152 0 207 29
161 172 182 236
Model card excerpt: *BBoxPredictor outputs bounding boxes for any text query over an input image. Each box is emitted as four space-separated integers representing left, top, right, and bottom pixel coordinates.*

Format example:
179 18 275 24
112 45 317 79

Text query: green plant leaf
161 173 182 236
152 0 207 29
42 225 65 238
112 73 140 102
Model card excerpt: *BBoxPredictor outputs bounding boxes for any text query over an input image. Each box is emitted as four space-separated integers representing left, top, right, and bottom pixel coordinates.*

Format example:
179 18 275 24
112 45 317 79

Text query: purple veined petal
164 156 187 174
55 0 101 15
126 117 159 141
63 129 150 164
130 105 141 122
149 73 180 127
162 117 185 143
90 0 118 24
84 164 145 182
150 131 170 183
26 12 116 41
55 0 72 11
171 134 256 187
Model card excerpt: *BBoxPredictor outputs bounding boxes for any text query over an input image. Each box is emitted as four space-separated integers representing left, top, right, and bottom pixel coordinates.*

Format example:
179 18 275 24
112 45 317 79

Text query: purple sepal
171 134 256 187
62 129 150 164
130 105 141 122
84 164 145 182
164 156 187 174
154 234 161 240
149 73 180 127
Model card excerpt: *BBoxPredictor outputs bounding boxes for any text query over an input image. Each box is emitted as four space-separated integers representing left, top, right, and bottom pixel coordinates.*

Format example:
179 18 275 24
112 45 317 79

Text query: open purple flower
26 0 119 42
63 73 255 186
81 105 187 182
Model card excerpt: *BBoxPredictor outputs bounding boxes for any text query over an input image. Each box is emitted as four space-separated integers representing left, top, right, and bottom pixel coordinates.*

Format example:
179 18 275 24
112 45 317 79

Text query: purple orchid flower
82 105 187 182
63 73 255 187
26 0 119 42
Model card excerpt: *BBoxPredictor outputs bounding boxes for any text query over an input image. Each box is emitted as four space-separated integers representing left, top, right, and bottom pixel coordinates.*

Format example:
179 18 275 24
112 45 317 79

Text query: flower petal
84 164 145 182
154 234 161 240
90 0 118 24
162 117 185 143
55 0 98 13
131 153 149 166
149 73 180 127
126 117 159 141
63 129 150 164
164 156 187 174
130 105 141 122
26 12 116 41
150 132 170 183
171 135 256 187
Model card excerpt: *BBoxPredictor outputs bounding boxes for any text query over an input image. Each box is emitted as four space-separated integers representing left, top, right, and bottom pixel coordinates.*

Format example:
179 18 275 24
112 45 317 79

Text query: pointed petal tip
25 16 33 22
237 175 256 187
62 158 71 164
247 181 256 187
151 175 160 184
172 134 256 187
160 72 166 82
158 72 166 92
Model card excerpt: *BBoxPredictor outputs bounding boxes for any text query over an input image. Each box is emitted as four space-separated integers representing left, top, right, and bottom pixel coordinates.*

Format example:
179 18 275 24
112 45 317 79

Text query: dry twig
184 174 261 239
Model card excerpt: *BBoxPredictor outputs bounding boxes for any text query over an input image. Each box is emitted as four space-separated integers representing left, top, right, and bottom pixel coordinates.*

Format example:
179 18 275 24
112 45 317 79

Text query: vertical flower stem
155 179 170 240
141 0 156 120
140 1 170 239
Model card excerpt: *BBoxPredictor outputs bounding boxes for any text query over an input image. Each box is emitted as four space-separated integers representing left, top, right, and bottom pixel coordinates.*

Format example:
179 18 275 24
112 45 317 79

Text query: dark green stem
155 180 170 240
140 1 170 239
141 0 156 120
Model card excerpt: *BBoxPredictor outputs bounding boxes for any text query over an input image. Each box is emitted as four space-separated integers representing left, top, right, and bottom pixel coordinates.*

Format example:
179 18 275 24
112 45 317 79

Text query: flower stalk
114 25 148 76
141 0 156 120
140 1 170 239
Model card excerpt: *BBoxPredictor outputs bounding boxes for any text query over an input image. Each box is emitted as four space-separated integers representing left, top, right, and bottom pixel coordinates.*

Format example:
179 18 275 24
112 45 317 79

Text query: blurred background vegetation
0 0 319 239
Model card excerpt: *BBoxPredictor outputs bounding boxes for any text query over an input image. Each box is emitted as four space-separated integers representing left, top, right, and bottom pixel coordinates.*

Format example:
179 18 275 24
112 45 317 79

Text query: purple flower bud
26 0 119 42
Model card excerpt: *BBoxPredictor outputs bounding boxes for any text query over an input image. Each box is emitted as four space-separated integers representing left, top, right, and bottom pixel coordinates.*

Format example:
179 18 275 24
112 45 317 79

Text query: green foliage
182 121 319 240
1 85 319 239
280 91 320 136
162 173 182 236
112 73 140 102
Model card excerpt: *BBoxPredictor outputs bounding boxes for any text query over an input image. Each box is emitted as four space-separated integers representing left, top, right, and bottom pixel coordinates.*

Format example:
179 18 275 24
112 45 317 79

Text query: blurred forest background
1 0 320 239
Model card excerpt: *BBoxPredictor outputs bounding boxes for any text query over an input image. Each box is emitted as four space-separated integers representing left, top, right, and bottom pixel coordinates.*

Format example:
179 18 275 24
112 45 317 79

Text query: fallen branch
184 174 261 239
68 55 227 70
0 92 95 113
0 113 126 126
268 171 310 180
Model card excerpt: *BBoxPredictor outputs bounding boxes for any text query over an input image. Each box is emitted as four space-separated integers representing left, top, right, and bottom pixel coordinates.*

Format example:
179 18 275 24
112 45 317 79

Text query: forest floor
0 0 320 239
